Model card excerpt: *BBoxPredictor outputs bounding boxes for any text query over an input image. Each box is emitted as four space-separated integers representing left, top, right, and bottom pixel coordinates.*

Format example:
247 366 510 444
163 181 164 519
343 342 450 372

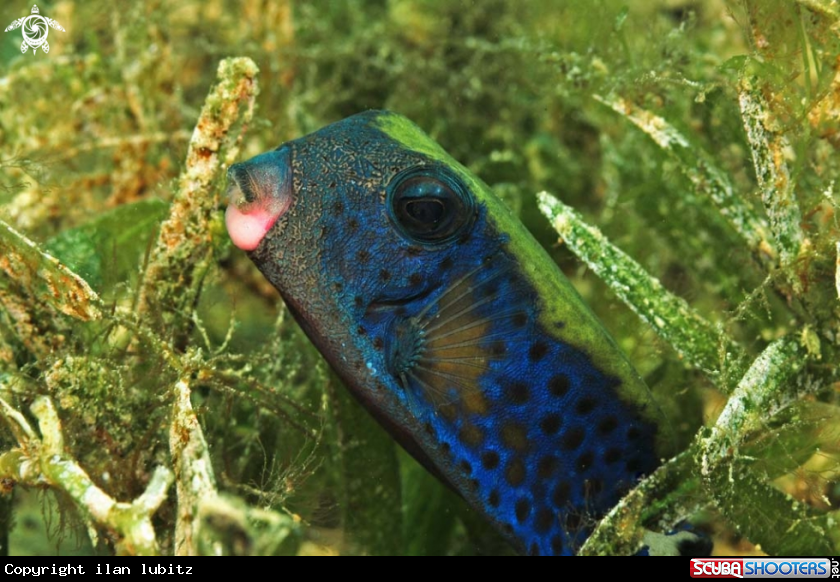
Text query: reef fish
225 111 676 555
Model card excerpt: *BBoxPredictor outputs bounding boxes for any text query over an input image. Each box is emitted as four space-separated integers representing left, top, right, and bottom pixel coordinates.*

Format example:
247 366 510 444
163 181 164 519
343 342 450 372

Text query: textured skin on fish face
235 111 670 555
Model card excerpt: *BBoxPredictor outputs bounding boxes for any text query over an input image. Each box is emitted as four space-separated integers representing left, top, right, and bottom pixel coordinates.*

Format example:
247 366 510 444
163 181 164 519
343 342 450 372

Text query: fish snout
225 147 293 251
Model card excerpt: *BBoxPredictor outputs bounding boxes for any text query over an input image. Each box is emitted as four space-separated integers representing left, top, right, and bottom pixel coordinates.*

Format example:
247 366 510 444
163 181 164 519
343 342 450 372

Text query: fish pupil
404 197 446 226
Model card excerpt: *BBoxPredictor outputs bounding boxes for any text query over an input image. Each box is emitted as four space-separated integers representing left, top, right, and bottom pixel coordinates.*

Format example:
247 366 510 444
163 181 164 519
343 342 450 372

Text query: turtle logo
4 5 65 55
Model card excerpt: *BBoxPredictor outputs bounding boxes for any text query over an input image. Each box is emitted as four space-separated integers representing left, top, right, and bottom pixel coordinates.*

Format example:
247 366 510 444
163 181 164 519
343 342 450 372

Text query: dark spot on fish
561 426 585 451
459 460 472 475
505 382 530 405
481 451 499 470
549 374 570 398
490 341 506 357
537 456 558 479
597 416 618 436
356 326 366 336
406 246 423 256
332 200 343 214
539 414 562 435
501 423 529 451
512 312 528 328
552 482 570 508
469 478 480 492
575 397 597 415
488 489 500 508
328 181 336 189
409 273 423 286
373 337 384 350
354 296 364 308
576 451 594 473
457 232 471 245
515 499 531 523
424 422 436 438
528 342 548 362
505 458 526 486
458 422 484 448
440 442 451 457
357 250 370 263
534 509 555 533
440 256 454 271
379 269 391 282
529 543 540 556
604 448 622 464
551 536 564 555
554 321 565 329
482 283 499 298
333 282 343 292
626 457 643 474
627 427 641 441
348 218 359 231
503 523 514 535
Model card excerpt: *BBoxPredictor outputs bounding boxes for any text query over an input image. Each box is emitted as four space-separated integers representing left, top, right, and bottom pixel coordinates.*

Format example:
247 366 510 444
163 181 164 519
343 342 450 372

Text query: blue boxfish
225 111 704 556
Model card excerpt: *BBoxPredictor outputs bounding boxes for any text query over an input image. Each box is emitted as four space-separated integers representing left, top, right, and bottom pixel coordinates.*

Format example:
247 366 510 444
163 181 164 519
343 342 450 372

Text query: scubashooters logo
4 5 64 55
691 558 837 579
692 559 745 579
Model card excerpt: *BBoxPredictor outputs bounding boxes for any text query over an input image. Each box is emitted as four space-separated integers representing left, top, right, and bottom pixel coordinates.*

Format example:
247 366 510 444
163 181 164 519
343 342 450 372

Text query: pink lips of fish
226 201 286 251
225 148 293 251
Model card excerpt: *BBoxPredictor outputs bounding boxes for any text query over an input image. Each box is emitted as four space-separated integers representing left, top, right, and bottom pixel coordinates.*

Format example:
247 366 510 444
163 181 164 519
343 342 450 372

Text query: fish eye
387 166 474 245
